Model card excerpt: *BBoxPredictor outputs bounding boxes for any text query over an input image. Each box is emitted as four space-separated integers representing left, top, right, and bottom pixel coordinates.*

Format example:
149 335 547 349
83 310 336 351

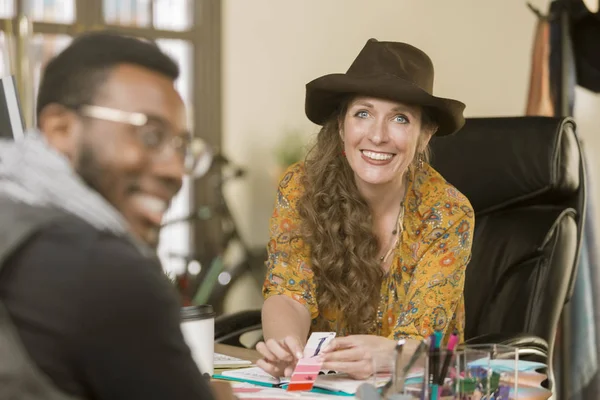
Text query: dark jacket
0 197 214 400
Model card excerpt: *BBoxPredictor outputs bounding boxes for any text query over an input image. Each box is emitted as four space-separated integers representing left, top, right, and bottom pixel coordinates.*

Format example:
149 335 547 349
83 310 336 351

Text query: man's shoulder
6 212 159 280
3 211 171 326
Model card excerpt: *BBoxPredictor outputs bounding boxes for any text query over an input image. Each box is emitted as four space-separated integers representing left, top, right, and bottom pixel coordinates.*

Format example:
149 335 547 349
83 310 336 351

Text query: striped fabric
0 129 152 257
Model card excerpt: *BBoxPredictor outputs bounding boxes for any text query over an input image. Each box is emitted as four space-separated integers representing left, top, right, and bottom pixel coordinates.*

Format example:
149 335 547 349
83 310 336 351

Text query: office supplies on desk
381 339 406 398
438 331 459 386
214 352 253 368
430 331 443 400
287 332 336 392
214 366 286 388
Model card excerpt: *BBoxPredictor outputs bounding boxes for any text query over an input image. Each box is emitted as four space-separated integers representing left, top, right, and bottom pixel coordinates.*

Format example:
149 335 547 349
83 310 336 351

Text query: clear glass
103 0 151 27
0 31 12 77
375 346 494 399
26 0 75 23
155 40 193 281
153 0 193 31
460 344 522 399
0 0 14 18
30 34 72 120
155 38 192 107
372 345 429 399
449 347 493 399
103 0 192 30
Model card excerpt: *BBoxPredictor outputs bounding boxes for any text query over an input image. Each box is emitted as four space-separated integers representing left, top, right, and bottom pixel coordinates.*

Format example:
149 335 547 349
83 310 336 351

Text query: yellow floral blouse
262 162 474 344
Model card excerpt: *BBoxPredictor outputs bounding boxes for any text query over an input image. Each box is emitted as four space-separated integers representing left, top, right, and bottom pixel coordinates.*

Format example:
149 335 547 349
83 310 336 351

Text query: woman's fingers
255 341 278 363
321 336 356 353
256 358 284 377
256 337 305 378
283 365 295 377
322 346 369 363
321 359 373 380
266 338 295 362
283 336 305 359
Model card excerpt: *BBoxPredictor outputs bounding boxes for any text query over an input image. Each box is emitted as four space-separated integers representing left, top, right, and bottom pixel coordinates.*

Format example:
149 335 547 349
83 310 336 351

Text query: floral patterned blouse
262 162 474 344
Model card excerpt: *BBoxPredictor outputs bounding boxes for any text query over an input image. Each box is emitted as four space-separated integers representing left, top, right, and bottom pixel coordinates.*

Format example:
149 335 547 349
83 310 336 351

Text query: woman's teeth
361 150 393 161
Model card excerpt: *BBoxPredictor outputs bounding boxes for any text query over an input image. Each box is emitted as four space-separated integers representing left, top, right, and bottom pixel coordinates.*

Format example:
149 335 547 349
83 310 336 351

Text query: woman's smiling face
341 96 428 189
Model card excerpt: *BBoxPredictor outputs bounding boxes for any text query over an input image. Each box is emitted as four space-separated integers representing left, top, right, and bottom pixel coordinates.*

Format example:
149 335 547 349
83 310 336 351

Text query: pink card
286 332 335 392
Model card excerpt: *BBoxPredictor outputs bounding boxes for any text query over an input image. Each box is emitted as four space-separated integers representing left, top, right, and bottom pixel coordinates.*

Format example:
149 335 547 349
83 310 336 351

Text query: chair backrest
430 116 585 352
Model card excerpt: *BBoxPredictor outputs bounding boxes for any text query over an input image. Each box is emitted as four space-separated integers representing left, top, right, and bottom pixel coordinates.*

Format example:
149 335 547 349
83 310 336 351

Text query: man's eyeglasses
76 104 206 174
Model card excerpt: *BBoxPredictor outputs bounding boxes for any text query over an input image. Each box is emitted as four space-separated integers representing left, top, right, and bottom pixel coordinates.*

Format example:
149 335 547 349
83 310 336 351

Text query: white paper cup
180 305 215 377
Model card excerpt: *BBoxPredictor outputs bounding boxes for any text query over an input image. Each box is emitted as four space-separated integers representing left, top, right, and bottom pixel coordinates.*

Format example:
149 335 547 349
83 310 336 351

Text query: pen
430 332 442 400
437 330 459 386
422 337 432 400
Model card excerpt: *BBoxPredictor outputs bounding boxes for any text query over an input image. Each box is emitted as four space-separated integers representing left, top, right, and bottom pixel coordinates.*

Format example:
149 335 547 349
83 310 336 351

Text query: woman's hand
255 336 305 378
321 335 396 380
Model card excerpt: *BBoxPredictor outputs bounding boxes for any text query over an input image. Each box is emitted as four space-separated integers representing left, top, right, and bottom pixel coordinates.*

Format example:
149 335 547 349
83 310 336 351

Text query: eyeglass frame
68 104 205 173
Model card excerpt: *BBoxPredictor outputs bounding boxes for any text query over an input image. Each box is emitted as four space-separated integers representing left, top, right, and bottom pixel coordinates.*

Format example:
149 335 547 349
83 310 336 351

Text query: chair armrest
464 333 551 390
215 310 262 348
464 333 548 363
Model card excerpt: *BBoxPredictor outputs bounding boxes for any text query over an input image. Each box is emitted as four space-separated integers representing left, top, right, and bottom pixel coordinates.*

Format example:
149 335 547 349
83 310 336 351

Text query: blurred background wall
222 0 600 250
1 0 599 313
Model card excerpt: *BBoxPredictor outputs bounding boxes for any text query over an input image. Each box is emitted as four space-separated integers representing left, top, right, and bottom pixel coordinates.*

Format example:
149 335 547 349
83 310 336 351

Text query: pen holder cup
454 344 520 400
394 347 498 400
371 348 422 398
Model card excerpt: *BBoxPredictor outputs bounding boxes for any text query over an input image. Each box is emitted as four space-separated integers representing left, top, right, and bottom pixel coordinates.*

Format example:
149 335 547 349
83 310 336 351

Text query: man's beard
76 143 107 196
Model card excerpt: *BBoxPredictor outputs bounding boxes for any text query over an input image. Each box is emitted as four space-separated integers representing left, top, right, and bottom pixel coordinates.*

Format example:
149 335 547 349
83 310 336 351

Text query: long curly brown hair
297 99 435 334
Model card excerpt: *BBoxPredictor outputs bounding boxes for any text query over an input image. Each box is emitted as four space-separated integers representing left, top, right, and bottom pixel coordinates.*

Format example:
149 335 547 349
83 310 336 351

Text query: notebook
214 352 253 369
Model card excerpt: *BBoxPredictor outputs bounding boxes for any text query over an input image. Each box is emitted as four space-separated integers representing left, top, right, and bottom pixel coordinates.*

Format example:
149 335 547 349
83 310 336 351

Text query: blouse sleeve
390 210 474 342
262 164 319 320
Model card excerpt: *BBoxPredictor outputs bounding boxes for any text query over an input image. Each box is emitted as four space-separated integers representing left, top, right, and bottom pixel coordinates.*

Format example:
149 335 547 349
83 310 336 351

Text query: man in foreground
0 31 214 400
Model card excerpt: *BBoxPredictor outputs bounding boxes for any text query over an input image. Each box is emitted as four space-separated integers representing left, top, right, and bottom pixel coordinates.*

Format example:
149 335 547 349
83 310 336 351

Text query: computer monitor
0 75 25 140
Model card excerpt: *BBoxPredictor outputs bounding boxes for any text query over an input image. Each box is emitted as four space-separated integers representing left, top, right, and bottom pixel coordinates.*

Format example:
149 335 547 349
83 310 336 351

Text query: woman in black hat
257 39 474 379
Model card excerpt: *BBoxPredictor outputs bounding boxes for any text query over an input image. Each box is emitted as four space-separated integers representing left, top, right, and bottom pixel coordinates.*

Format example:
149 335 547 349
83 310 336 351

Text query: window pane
153 0 193 31
156 38 193 277
103 0 151 27
0 31 13 77
0 0 14 18
156 39 192 107
30 34 71 121
26 0 75 24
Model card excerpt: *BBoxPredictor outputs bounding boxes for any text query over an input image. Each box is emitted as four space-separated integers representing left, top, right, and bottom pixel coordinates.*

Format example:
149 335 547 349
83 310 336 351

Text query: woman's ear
419 130 434 153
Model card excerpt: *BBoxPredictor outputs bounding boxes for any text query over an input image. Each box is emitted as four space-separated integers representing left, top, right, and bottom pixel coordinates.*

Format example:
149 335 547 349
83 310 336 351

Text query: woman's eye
394 115 408 123
355 110 369 118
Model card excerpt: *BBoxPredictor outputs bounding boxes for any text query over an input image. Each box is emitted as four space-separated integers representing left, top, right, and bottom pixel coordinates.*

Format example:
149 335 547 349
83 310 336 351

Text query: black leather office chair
215 116 586 395
429 116 585 394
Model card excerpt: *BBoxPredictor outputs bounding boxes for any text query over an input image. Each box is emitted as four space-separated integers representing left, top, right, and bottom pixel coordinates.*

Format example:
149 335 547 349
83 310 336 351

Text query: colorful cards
286 332 336 392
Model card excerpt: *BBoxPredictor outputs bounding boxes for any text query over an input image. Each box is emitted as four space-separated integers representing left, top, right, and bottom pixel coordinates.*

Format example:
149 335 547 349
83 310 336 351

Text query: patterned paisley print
262 162 474 344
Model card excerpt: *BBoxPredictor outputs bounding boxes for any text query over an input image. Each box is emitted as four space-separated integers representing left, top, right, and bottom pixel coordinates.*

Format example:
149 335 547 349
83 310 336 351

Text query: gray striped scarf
0 129 153 257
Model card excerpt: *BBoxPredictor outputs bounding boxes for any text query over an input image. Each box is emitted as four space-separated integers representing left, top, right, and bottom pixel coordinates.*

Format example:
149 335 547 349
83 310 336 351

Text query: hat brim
305 73 466 136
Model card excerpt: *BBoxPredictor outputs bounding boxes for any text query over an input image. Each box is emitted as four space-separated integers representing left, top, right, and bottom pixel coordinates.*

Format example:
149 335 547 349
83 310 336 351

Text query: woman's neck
357 172 409 219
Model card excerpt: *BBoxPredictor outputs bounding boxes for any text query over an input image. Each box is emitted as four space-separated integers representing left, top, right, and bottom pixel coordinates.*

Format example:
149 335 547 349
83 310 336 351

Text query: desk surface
215 343 261 363
214 344 552 400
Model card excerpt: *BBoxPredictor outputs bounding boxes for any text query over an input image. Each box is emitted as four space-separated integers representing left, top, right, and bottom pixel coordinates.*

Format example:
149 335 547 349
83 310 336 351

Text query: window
0 0 15 19
0 0 219 282
26 0 75 24
103 0 193 31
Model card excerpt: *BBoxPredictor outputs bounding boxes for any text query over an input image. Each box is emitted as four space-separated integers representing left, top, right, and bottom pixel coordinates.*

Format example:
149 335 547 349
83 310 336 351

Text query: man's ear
38 104 81 163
